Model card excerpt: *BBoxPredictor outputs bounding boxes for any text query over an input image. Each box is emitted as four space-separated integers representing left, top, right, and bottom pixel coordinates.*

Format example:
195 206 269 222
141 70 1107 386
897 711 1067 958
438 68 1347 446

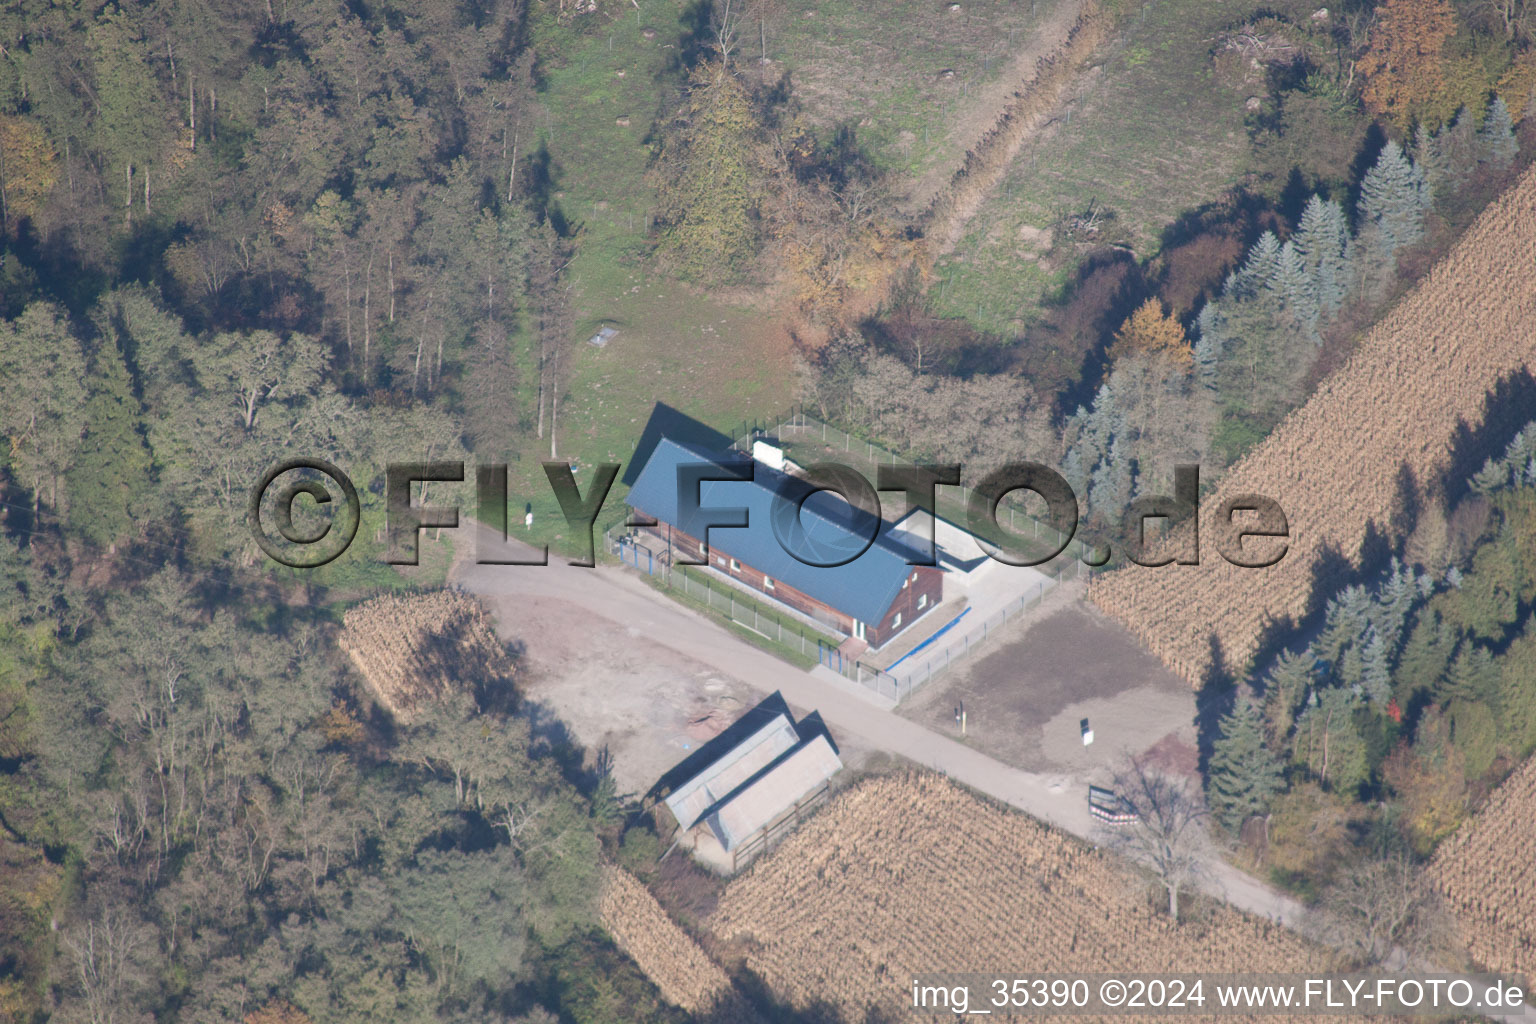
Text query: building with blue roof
624 438 943 648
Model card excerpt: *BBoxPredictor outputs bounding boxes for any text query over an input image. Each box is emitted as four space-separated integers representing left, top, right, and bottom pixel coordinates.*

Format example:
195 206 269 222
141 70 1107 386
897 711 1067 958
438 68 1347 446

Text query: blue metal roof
625 439 929 624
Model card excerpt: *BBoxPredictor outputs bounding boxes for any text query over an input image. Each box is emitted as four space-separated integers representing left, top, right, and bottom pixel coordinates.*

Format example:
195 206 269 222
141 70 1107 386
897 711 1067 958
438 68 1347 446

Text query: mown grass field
505 3 796 554
930 0 1253 334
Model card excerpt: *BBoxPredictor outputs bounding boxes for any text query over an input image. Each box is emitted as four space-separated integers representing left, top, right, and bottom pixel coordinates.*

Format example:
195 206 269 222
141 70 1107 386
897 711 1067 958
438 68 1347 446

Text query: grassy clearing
766 0 1065 204
506 4 796 555
931 0 1254 334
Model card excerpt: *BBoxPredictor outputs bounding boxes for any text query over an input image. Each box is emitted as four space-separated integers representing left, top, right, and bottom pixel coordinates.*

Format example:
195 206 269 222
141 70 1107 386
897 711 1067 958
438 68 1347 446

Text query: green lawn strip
638 562 822 670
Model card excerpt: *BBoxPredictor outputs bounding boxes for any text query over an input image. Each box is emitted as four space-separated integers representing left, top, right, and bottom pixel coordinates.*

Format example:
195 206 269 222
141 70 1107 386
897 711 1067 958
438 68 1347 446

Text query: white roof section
751 438 786 471
707 734 843 851
663 714 799 830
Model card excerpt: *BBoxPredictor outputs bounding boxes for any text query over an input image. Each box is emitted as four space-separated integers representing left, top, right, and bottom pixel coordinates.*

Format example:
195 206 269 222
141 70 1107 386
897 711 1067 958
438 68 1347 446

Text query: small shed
705 734 842 855
588 325 619 348
659 698 843 872
664 713 800 831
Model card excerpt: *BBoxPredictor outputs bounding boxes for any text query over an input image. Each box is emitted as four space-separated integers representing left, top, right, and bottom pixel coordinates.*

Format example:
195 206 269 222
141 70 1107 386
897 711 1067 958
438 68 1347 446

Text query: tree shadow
1437 369 1536 509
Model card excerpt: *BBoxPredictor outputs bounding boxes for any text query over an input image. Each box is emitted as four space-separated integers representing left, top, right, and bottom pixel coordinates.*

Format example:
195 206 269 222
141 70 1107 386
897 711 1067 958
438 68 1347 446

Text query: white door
852 619 866 641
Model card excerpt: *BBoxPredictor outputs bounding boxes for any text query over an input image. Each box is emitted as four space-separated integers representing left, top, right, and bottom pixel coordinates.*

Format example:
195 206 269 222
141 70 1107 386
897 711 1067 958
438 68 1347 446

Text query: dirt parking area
901 597 1196 784
473 588 876 798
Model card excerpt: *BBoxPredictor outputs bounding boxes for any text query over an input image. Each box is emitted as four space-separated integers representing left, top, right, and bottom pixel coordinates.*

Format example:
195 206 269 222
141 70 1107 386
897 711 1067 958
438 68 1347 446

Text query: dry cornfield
598 866 759 1019
1089 163 1536 687
1429 755 1536 986
707 773 1324 1021
337 589 514 720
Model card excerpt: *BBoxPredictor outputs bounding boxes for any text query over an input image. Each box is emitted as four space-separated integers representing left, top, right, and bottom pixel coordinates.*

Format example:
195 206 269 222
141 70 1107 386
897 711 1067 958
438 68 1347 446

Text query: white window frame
729 558 740 572
893 612 902 628
764 577 775 590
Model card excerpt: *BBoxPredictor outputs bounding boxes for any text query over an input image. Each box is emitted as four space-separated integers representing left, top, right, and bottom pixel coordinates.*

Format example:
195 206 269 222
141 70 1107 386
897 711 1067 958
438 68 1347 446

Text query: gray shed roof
662 713 799 831
706 734 842 851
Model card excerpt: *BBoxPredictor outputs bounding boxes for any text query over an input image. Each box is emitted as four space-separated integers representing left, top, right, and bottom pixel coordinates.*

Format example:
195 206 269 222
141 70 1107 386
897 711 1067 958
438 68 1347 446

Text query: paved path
455 523 1307 926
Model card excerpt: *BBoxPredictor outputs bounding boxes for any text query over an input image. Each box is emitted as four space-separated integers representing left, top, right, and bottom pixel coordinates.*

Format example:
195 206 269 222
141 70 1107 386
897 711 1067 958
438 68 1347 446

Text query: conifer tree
1292 196 1351 317
1438 644 1499 703
1261 650 1315 752
1351 141 1430 300
651 61 765 277
1361 626 1393 704
1318 584 1372 665
1440 106 1482 186
66 338 157 547
1230 231 1284 304
1192 304 1227 390
1208 698 1285 831
1413 122 1452 201
1480 96 1518 169
1275 238 1321 342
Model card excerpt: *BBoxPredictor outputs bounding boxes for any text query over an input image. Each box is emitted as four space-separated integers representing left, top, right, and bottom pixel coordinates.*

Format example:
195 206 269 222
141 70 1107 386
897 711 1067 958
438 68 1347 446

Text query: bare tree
1309 852 1459 968
1463 0 1536 41
1102 758 1210 922
712 0 741 63
60 905 152 1024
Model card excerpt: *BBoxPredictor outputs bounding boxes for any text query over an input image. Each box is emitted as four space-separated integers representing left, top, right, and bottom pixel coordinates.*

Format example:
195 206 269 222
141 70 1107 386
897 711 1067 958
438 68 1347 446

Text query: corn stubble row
1429 756 1536 985
598 866 751 1017
337 590 513 720
1090 165 1536 688
707 774 1321 1022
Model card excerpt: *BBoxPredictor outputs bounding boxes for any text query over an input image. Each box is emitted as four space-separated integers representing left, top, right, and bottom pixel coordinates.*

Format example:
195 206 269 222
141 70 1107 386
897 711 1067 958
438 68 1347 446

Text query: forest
3 0 1536 1019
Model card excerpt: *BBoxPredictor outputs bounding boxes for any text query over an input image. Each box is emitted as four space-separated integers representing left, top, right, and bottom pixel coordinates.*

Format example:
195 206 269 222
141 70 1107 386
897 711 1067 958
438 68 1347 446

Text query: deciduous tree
1356 0 1460 130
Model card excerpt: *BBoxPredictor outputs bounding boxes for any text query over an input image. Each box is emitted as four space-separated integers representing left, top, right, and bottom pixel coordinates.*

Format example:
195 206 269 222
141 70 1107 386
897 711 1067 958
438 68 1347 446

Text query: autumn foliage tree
0 115 58 233
651 62 766 277
1108 297 1193 368
1356 0 1460 131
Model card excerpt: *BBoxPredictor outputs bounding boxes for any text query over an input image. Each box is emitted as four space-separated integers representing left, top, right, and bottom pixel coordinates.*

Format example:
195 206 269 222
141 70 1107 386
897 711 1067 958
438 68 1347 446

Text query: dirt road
452 522 1304 926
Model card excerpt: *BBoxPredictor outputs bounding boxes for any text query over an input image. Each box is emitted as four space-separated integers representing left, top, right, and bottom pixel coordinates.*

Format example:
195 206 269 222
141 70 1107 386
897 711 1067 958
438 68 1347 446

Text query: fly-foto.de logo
248 456 1288 570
